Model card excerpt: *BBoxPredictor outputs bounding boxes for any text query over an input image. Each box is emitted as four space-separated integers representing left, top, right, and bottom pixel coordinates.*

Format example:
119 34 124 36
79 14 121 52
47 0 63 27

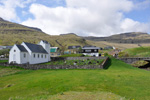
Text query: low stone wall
0 57 109 70
117 57 150 64
0 58 8 60
0 63 103 70
101 57 110 67
51 57 107 61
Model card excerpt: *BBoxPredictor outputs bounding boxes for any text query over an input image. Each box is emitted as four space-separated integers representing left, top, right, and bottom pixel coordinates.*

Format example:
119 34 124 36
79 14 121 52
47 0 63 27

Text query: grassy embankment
122 46 150 57
0 58 150 100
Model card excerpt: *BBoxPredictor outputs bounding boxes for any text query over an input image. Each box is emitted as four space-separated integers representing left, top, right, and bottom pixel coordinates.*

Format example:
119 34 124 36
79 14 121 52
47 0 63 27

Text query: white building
82 46 100 57
9 40 51 64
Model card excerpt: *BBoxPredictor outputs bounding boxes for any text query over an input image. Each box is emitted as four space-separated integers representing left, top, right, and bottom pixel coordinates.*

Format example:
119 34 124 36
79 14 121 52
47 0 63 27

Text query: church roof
24 42 48 54
16 45 28 52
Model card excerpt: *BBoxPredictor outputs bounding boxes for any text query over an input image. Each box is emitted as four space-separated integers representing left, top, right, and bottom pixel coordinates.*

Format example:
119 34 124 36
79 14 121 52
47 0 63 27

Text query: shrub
131 60 149 68
118 52 129 57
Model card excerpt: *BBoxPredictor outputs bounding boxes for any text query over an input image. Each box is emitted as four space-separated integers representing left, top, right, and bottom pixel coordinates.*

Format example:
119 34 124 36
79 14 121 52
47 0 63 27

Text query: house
64 51 71 54
104 46 113 50
50 47 60 57
0 46 12 50
99 47 103 50
68 45 81 53
9 40 50 64
82 46 100 57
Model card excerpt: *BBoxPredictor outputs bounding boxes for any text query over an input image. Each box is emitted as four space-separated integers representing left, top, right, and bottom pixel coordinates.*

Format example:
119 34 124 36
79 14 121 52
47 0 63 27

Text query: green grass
123 46 150 57
0 60 8 63
42 91 126 100
0 58 150 100
43 59 104 65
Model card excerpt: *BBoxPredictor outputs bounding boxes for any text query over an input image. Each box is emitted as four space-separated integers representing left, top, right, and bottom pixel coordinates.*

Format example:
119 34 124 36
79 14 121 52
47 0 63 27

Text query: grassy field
0 58 150 100
122 46 150 57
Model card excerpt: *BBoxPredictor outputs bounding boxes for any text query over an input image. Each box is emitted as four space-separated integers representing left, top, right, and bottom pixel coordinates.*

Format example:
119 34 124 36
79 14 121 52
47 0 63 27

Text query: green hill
122 46 150 57
84 32 150 43
0 18 89 47
0 58 150 100
2 17 150 50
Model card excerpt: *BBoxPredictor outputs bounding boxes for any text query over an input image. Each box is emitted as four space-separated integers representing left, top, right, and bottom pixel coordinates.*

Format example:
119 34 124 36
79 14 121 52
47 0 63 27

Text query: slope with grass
0 58 150 100
0 18 89 47
122 46 150 57
2 17 150 50
84 32 150 43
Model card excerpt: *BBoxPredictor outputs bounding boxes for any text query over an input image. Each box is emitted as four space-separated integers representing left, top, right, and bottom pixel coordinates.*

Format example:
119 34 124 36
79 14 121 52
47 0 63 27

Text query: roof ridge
24 42 40 46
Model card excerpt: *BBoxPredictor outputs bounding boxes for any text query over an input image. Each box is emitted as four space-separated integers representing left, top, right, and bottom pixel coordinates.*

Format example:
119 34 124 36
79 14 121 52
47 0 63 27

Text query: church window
24 53 26 58
33 54 36 58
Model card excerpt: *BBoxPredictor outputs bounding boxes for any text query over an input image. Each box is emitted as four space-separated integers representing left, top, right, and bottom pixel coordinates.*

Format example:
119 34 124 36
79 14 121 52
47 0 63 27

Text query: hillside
1 17 150 50
122 46 150 57
0 18 89 47
1 58 150 100
84 32 150 43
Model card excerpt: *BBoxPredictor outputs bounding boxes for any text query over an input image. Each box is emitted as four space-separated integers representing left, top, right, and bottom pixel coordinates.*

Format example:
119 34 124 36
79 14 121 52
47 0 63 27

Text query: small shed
50 47 60 57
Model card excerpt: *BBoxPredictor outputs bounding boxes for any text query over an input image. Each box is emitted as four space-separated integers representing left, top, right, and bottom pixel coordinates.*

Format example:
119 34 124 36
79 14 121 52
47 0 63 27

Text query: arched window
41 54 43 58
33 54 36 58
45 55 46 58
24 53 26 58
38 54 39 58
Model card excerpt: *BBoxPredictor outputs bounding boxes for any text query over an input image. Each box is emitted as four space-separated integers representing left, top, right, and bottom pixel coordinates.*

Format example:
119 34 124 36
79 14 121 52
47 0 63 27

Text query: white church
9 40 51 64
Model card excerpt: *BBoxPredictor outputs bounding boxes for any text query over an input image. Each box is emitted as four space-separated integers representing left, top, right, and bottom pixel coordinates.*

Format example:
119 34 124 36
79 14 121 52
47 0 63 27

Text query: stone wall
0 63 103 70
101 57 110 67
118 57 150 64
0 57 109 70
0 58 8 60
51 57 107 61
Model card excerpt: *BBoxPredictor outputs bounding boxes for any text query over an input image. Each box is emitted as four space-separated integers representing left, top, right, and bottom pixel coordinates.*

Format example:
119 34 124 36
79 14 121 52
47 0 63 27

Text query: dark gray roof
16 45 28 52
68 46 81 49
83 45 96 48
82 46 100 50
104 46 113 49
24 42 48 54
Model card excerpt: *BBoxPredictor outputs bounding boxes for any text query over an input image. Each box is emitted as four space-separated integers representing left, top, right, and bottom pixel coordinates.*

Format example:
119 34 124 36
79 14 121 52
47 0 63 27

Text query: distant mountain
1 17 150 49
0 17 44 33
60 33 78 36
0 17 89 47
83 32 150 43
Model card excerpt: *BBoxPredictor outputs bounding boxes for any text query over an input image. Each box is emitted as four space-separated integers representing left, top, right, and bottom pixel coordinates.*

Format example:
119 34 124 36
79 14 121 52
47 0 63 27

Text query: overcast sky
0 0 150 36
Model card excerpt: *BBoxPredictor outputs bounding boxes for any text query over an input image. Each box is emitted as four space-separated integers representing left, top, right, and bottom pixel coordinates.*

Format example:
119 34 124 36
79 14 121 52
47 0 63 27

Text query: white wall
20 52 29 64
29 53 49 64
9 45 30 64
39 41 51 61
82 53 99 57
9 45 21 64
